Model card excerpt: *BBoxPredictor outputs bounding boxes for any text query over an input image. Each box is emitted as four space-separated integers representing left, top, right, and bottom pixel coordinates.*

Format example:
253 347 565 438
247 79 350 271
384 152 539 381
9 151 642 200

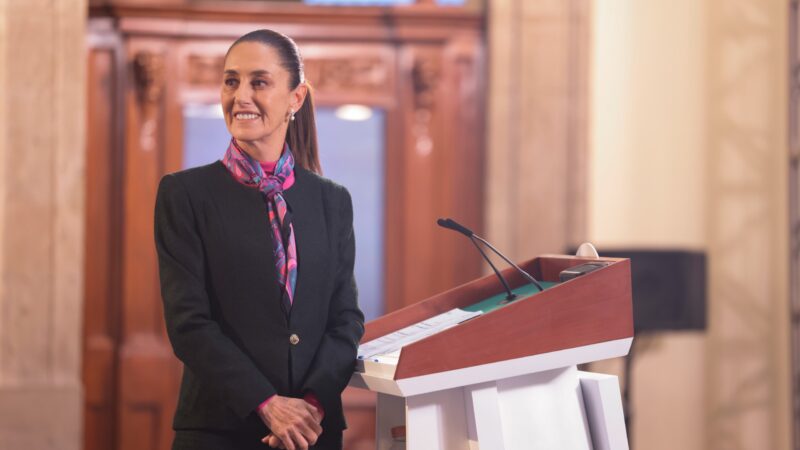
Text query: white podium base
375 366 629 450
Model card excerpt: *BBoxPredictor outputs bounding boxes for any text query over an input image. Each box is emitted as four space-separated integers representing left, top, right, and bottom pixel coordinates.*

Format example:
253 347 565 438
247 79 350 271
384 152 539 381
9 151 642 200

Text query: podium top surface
357 255 633 383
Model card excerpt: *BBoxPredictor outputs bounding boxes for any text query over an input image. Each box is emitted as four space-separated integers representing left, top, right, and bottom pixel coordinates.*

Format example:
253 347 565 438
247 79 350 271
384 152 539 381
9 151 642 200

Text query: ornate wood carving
411 56 440 156
412 57 439 109
304 57 388 94
134 51 164 104
186 54 224 86
181 53 391 98
133 51 165 151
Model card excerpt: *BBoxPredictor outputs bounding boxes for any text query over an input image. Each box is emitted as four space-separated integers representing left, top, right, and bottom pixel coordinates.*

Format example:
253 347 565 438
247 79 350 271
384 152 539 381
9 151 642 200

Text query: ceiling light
335 104 373 122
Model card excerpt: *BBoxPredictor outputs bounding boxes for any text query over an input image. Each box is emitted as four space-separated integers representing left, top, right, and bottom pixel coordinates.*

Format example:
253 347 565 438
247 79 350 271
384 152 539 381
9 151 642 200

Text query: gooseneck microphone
437 218 545 293
437 218 474 237
438 219 517 301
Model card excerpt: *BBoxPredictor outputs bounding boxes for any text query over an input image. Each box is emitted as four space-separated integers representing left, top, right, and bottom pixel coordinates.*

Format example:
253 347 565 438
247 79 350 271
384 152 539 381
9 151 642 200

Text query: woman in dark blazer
154 29 364 450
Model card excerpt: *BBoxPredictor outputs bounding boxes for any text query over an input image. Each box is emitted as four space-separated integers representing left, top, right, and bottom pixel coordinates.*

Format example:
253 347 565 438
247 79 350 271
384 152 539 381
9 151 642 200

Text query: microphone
436 218 474 237
438 218 515 300
437 218 545 293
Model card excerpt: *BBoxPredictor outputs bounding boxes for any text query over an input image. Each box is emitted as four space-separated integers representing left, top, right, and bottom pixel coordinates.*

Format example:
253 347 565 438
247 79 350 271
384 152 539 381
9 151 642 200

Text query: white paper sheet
357 308 482 360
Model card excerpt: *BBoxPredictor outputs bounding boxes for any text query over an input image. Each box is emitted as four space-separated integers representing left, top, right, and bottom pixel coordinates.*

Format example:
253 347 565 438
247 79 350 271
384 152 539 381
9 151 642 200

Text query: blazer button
289 334 300 345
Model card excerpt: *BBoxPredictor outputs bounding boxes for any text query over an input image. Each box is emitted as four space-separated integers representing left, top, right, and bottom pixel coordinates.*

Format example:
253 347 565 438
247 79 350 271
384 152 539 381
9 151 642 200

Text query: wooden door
84 24 125 450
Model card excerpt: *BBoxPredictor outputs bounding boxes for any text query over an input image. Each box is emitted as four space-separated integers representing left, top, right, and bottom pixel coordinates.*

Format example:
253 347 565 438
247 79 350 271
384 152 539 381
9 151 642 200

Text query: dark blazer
154 160 364 436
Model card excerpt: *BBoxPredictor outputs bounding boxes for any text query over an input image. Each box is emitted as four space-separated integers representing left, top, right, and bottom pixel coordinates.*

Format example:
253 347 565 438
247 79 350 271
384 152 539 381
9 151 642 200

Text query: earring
289 109 296 121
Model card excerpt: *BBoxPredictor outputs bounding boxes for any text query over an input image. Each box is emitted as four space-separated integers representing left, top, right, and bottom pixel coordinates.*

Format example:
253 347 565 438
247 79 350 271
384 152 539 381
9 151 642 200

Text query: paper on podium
357 308 482 362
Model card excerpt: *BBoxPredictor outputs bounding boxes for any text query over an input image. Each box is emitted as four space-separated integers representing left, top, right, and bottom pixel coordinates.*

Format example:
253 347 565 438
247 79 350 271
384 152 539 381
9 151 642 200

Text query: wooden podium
349 254 633 450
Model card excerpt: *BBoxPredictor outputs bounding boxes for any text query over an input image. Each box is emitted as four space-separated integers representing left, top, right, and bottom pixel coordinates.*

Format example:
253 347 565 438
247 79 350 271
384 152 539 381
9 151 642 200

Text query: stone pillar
705 0 791 448
485 0 590 259
587 1 791 449
0 0 87 449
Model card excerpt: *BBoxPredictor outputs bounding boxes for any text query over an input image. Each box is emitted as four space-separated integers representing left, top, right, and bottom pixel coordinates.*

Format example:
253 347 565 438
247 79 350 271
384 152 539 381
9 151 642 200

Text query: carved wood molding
411 56 440 156
412 57 439 109
133 51 164 105
186 54 223 86
132 50 164 151
304 57 389 94
90 3 482 36
183 53 391 97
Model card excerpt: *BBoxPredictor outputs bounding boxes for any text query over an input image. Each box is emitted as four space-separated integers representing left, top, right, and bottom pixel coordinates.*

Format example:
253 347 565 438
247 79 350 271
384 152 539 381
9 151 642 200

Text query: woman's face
221 42 304 156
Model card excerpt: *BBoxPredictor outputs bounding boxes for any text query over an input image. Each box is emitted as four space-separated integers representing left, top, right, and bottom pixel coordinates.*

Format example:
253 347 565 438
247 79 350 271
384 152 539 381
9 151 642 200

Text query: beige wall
0 0 87 449
589 1 791 449
589 0 707 249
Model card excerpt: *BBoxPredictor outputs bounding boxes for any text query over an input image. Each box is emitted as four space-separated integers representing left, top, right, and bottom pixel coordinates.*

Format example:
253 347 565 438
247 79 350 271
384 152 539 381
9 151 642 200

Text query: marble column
587 1 791 449
0 0 87 449
485 0 590 259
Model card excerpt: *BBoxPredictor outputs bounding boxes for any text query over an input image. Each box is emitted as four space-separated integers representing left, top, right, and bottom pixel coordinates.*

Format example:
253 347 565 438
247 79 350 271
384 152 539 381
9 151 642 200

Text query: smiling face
221 41 306 161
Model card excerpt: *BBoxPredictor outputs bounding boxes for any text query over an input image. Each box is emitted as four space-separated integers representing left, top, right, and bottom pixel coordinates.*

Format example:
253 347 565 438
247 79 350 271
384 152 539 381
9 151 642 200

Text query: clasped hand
257 395 323 450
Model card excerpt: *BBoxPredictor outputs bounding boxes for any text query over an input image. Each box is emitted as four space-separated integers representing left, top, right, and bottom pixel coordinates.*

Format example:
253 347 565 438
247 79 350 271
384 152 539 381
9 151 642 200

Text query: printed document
357 308 482 361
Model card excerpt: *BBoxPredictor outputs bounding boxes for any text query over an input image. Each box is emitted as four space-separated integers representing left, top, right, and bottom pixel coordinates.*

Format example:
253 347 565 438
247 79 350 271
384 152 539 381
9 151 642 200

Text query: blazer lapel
282 168 329 322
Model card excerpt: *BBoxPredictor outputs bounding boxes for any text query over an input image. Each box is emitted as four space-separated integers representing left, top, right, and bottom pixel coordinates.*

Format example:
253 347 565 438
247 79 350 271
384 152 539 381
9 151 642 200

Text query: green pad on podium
462 281 559 314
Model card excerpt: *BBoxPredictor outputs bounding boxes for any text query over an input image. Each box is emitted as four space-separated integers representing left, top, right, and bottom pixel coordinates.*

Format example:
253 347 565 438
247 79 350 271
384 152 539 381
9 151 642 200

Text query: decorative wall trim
182 53 391 96
133 51 165 151
411 56 440 156
305 57 389 94
134 51 165 105
186 54 223 86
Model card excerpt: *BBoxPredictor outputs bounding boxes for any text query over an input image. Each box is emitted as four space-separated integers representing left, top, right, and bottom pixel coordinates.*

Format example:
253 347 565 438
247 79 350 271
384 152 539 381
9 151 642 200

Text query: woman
154 29 364 450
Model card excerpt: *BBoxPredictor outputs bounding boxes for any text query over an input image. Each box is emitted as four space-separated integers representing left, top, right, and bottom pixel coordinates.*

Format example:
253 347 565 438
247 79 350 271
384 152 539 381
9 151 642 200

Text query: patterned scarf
222 139 298 311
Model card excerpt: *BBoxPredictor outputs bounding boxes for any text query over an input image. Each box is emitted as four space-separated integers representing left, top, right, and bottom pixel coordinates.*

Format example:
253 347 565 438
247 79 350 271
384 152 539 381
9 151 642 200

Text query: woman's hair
227 29 321 174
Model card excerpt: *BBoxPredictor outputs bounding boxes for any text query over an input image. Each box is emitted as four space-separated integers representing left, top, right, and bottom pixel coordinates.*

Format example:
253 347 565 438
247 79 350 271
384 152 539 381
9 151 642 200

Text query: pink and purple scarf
222 139 298 310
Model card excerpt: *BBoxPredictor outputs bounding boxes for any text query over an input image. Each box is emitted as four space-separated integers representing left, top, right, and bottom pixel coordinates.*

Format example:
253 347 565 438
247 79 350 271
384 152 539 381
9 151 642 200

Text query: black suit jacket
154 160 364 434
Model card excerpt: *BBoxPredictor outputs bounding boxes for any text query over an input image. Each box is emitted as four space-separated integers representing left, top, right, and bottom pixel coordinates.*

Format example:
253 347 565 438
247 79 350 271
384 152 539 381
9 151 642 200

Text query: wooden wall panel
397 44 443 309
117 39 183 450
341 388 378 449
390 39 485 312
84 28 124 450
441 33 486 295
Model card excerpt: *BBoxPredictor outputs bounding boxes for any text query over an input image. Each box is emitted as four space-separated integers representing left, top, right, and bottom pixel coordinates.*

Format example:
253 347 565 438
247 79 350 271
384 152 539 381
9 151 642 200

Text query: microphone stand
471 235 544 291
469 236 517 301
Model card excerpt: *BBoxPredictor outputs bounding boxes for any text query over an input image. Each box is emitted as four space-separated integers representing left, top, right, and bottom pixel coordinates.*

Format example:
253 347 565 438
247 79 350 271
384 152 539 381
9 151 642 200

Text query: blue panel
183 104 230 169
316 107 385 321
182 104 386 322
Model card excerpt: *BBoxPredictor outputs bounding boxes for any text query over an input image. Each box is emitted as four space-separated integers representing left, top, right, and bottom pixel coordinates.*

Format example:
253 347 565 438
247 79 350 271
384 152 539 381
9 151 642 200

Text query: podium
349 254 633 450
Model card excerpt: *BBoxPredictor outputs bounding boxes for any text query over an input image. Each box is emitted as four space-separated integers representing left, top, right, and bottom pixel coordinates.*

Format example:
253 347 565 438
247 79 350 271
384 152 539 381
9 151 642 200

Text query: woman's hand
263 433 285 449
257 396 322 450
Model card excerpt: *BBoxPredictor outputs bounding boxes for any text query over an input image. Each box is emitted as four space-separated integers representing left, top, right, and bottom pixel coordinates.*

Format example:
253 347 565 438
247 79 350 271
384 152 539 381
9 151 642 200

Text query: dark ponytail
227 29 321 174
286 86 320 174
